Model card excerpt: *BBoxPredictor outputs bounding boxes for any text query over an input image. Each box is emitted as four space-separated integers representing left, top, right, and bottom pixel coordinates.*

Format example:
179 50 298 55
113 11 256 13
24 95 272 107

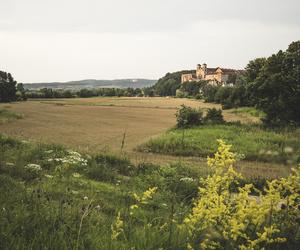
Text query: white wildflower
25 164 42 172
265 150 273 155
284 146 293 153
179 177 194 182
72 172 81 178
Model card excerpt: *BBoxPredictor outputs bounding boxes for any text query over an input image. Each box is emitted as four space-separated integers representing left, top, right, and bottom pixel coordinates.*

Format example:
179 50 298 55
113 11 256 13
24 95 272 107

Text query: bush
95 153 133 176
175 105 203 128
204 108 225 124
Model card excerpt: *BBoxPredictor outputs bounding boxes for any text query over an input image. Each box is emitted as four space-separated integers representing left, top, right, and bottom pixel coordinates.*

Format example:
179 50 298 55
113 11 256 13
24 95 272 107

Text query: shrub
86 159 117 182
175 105 203 128
204 108 225 124
95 153 133 176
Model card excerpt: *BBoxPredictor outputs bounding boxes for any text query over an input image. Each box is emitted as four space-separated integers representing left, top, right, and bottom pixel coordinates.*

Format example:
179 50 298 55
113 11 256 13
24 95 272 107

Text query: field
1 133 299 249
138 124 300 163
1 97 300 249
0 97 258 153
0 97 293 178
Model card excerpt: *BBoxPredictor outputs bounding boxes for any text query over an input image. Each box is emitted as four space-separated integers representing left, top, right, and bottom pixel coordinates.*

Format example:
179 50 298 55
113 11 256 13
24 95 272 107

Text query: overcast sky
1 0 300 83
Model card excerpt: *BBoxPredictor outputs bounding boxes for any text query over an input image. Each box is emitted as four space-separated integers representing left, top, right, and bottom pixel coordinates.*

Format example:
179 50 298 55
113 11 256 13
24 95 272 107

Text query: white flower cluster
47 150 88 167
25 163 42 173
179 177 194 183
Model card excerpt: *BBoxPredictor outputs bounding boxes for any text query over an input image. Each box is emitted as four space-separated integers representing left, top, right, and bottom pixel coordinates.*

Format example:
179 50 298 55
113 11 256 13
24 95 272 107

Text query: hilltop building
181 64 244 85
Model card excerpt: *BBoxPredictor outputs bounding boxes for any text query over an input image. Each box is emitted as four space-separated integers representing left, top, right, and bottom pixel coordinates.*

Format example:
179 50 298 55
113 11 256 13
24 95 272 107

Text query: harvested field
0 97 283 178
0 97 257 152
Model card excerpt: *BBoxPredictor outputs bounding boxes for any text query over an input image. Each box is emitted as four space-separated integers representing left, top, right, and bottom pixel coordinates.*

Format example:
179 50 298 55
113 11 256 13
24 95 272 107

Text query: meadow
0 97 293 178
138 124 300 164
0 134 299 249
1 97 300 249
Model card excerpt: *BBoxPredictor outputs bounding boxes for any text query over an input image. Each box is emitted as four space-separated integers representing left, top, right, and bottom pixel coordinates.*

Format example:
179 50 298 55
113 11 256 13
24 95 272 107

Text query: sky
0 0 300 83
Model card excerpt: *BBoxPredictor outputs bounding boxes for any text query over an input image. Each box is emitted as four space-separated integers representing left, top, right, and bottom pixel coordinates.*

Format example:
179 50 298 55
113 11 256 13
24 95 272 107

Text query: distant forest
24 79 156 90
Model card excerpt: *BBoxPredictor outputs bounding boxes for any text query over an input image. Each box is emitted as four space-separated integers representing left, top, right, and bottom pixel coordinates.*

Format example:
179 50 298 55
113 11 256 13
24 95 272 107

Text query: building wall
196 68 204 79
181 64 236 84
181 74 194 83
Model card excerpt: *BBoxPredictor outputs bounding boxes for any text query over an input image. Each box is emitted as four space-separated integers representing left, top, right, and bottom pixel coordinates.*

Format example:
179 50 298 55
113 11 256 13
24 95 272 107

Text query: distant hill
24 79 157 90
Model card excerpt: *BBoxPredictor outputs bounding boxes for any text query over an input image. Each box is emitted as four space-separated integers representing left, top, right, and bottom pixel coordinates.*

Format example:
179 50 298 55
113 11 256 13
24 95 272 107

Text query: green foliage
184 140 300 249
153 70 195 96
245 57 267 82
0 134 198 249
196 40 300 126
25 87 147 98
204 108 224 124
139 124 300 163
180 80 206 97
214 86 234 109
249 41 300 125
175 105 203 128
0 135 300 249
231 107 266 119
0 71 17 102
202 84 220 102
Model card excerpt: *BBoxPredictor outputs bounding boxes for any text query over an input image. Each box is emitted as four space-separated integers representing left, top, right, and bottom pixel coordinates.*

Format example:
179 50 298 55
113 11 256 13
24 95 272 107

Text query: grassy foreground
1 134 300 249
138 124 300 164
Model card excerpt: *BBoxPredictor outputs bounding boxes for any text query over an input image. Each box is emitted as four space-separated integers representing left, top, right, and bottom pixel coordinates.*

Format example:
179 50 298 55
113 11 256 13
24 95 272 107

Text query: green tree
245 57 267 82
181 80 206 96
154 70 195 96
251 41 300 125
0 71 17 102
176 105 203 128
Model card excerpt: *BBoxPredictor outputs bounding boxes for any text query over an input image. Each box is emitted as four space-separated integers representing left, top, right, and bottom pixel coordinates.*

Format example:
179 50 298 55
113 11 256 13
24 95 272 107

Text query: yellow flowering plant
184 140 300 250
130 187 158 215
111 211 124 240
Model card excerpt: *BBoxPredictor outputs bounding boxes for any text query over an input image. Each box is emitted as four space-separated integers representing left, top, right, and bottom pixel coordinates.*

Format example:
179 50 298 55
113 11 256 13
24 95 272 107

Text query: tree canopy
0 71 17 102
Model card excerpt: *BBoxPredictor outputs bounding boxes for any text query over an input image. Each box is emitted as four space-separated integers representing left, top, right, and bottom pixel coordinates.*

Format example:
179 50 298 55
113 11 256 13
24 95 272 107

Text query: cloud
0 0 299 34
0 0 299 82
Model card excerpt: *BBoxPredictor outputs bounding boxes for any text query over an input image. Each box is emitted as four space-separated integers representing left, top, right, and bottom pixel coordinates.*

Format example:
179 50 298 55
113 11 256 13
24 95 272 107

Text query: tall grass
0 134 299 249
230 107 266 118
137 124 300 164
0 134 201 249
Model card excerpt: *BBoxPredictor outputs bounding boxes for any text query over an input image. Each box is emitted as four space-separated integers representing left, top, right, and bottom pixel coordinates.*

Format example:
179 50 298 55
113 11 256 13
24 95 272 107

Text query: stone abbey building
181 63 244 85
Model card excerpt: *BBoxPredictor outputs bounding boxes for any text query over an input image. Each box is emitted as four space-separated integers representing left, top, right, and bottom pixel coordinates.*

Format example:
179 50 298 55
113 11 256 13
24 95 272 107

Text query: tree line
25 86 155 99
0 71 26 102
153 40 300 126
1 40 299 125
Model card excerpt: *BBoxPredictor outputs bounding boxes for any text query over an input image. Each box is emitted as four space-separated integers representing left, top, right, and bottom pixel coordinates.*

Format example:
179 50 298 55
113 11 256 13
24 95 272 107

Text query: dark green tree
0 71 17 102
245 58 267 82
251 41 300 125
154 70 195 96
181 80 206 96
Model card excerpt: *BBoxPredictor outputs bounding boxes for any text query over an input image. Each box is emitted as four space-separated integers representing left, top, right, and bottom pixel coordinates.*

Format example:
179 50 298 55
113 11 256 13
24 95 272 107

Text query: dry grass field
0 97 258 152
0 97 286 178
